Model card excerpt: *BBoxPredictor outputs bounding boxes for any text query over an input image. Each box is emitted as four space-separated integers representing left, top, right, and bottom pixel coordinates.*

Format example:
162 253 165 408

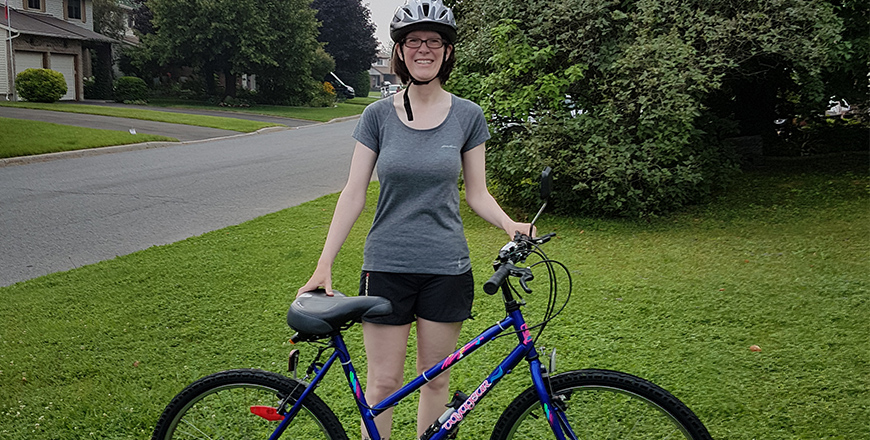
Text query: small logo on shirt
441 145 459 149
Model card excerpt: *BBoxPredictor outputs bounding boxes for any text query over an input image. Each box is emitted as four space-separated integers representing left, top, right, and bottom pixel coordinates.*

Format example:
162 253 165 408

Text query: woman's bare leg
361 321 412 439
415 318 463 437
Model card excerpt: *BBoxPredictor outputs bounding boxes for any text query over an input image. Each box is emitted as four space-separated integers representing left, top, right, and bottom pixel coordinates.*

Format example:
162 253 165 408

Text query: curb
0 115 359 167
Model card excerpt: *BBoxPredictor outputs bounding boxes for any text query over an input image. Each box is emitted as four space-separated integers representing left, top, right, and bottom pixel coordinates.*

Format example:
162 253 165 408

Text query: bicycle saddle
287 289 392 336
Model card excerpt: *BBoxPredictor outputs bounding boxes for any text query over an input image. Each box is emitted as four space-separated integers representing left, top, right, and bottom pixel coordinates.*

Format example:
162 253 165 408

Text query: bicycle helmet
390 0 457 44
390 0 458 122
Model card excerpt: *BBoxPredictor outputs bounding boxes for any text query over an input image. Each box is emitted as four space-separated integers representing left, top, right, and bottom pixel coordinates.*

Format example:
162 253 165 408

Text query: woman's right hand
297 263 334 297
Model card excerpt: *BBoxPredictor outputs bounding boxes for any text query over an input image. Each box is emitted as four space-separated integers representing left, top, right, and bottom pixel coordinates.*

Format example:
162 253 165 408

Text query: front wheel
152 369 347 440
491 369 712 440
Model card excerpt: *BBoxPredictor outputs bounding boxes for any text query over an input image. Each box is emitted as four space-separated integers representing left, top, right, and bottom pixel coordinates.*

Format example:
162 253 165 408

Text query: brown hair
391 37 456 85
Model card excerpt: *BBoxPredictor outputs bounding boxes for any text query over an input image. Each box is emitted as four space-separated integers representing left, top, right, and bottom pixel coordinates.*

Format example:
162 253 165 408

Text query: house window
27 0 42 10
67 0 82 20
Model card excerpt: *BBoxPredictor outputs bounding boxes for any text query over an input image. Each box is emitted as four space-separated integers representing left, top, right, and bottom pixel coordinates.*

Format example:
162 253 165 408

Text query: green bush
308 81 337 107
452 0 843 217
15 68 67 103
352 70 371 98
83 76 96 98
113 76 148 102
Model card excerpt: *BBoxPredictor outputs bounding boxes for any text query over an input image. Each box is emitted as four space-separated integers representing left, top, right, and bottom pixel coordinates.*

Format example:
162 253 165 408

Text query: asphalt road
0 118 364 286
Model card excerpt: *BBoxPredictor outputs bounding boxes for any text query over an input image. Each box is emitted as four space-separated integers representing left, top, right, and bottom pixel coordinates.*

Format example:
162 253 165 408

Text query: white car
380 83 402 98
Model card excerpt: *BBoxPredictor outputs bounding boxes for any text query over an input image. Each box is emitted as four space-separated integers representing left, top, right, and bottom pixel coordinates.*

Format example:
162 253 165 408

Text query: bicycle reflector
250 406 285 421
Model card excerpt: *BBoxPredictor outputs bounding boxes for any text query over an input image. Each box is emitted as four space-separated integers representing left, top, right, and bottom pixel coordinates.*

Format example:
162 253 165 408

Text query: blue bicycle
152 169 712 440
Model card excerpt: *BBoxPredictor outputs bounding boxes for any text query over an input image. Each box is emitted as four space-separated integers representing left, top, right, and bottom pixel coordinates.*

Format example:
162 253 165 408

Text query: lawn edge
0 125 289 167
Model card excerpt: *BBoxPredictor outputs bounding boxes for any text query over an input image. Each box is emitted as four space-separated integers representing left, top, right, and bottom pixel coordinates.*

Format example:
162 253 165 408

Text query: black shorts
359 270 474 325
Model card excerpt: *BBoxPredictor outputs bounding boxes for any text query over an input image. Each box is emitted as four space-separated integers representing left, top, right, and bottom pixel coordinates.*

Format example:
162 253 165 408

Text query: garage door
51 54 77 101
15 51 45 73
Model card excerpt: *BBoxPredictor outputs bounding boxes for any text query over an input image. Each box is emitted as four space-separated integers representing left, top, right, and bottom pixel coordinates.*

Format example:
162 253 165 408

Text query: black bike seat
287 289 392 336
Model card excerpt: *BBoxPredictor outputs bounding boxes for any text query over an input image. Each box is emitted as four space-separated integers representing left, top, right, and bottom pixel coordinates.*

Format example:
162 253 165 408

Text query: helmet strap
403 84 415 121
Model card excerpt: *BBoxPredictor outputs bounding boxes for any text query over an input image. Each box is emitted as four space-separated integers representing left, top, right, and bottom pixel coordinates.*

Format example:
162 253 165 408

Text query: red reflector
250 406 284 421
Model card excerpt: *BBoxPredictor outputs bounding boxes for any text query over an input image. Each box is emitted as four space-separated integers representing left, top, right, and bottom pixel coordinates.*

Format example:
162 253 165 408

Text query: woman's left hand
506 221 536 239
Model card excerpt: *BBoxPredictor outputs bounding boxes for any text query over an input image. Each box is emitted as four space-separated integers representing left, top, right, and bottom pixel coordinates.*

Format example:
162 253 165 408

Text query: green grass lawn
146 96 376 122
0 102 278 133
0 153 867 439
0 117 177 159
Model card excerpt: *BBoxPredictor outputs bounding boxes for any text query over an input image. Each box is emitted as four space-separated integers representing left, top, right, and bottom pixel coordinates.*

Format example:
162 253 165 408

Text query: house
369 49 397 91
116 0 139 46
2 0 116 101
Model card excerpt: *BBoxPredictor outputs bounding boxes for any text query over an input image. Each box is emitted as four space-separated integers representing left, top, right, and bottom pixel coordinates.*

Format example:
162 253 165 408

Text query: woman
298 0 532 437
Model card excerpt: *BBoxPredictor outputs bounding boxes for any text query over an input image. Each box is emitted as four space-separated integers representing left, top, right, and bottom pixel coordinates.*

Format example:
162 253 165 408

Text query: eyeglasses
403 37 445 49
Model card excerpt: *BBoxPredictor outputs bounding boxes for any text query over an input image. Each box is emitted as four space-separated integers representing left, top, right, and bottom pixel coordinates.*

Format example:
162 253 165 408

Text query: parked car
326 72 355 99
380 82 402 98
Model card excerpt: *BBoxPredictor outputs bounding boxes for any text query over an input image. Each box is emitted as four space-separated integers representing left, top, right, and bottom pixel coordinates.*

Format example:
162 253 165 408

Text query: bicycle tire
490 369 712 440
152 369 348 440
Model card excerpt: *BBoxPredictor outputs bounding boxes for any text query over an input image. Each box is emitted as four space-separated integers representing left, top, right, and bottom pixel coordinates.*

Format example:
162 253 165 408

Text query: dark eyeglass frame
402 37 445 49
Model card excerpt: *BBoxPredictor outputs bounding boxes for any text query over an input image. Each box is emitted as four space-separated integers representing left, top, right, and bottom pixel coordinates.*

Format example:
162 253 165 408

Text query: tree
91 0 125 99
311 0 378 96
140 0 321 102
450 0 846 217
129 0 154 36
92 0 126 41
821 0 869 108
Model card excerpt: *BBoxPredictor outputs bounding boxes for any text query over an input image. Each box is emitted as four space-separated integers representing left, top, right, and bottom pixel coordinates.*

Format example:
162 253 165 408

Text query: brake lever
516 268 534 293
534 233 556 245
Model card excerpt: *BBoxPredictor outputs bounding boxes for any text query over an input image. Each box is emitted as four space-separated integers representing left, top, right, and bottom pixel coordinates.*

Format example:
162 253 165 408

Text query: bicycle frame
271 293 575 440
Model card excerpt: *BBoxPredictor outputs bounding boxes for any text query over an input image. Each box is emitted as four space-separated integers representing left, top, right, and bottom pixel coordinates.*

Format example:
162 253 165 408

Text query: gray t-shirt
352 94 491 275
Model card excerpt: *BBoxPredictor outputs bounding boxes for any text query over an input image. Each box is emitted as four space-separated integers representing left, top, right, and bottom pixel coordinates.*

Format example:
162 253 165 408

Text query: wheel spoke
491 370 711 440
153 369 346 440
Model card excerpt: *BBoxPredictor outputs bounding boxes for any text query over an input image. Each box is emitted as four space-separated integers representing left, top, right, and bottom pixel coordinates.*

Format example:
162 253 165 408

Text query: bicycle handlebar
484 233 556 295
484 263 513 295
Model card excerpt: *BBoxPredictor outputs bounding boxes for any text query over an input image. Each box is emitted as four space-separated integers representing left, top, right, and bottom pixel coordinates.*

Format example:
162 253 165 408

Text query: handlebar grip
484 263 513 295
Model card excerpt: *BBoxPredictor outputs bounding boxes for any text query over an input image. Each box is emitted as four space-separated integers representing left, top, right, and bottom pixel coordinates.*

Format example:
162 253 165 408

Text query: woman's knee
367 372 404 397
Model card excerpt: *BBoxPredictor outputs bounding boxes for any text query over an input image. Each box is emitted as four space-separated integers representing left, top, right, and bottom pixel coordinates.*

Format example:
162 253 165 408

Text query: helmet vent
422 4 430 17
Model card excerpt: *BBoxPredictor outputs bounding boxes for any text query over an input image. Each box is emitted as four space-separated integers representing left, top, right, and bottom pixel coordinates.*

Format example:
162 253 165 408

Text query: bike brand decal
441 336 483 370
442 379 491 430
491 366 505 382
520 323 532 345
544 403 554 425
350 371 363 399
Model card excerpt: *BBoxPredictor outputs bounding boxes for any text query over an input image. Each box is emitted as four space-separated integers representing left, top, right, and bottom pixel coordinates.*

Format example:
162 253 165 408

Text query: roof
372 65 393 75
1 8 117 43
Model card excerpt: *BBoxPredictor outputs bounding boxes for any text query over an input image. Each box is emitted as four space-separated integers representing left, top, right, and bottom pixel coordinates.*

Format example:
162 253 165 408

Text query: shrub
353 70 371 98
113 76 148 102
452 0 842 217
309 81 336 107
83 76 96 98
15 68 67 103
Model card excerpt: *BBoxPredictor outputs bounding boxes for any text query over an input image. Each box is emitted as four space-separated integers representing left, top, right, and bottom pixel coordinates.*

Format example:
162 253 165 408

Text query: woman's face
401 30 452 83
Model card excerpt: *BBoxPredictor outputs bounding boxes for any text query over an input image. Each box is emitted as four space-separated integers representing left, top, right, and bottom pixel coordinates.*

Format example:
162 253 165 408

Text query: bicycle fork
529 351 578 440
